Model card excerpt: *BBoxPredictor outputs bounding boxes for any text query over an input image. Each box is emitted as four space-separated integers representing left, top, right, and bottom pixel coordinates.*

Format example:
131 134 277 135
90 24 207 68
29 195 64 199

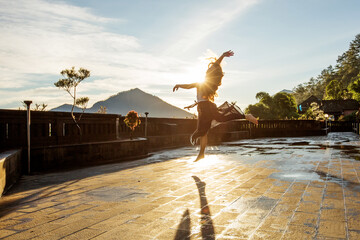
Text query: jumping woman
173 50 258 161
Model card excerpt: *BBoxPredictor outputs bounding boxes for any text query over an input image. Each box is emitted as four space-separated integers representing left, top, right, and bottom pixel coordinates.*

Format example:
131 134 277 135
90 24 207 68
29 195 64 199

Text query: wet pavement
1 132 360 239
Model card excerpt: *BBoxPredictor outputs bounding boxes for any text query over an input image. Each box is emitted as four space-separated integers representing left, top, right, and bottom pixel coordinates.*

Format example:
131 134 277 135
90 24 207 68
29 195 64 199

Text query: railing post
116 117 120 139
24 100 32 174
325 119 328 134
249 122 252 138
145 112 149 138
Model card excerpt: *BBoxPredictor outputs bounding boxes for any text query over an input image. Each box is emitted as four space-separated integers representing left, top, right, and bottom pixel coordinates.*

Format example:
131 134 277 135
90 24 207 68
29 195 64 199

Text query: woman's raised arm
214 50 234 65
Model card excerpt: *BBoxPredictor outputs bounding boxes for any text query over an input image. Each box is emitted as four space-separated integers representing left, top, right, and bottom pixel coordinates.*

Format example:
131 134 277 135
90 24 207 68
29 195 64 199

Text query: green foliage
245 103 273 119
348 73 360 101
299 102 325 120
75 97 89 110
273 92 299 119
55 67 90 93
292 77 326 104
293 34 360 103
245 91 299 119
325 80 342 100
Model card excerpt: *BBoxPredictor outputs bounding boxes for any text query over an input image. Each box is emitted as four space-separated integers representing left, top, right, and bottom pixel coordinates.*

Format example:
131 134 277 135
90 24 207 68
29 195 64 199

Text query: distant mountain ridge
280 89 293 94
51 88 194 118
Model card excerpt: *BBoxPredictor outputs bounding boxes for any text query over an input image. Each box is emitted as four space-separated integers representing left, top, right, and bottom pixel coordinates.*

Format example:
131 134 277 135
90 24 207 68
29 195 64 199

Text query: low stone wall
30 138 148 173
0 150 22 197
251 128 326 138
209 130 250 143
148 134 191 151
147 130 250 151
250 120 327 138
27 129 250 173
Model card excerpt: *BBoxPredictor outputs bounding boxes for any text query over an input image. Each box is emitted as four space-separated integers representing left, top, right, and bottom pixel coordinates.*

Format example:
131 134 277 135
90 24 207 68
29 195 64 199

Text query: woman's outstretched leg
245 114 258 125
213 104 258 125
195 134 207 162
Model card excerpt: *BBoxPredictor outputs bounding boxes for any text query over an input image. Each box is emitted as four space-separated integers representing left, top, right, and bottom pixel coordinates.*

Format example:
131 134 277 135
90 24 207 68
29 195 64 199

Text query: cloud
0 0 258 110
0 0 137 82
0 0 157 108
165 0 259 55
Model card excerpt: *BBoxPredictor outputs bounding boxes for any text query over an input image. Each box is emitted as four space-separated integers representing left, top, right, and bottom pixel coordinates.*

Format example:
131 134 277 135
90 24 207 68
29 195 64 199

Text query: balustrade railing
0 110 200 150
1 109 352 151
327 121 353 132
0 110 117 150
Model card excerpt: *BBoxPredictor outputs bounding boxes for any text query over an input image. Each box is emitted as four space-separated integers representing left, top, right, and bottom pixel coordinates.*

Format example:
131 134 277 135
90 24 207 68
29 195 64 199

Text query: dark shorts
195 101 218 137
191 101 245 140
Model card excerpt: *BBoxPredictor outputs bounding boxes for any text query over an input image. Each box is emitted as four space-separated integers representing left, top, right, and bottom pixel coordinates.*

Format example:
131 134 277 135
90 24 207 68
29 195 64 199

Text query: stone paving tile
1 132 360 239
0 229 17 239
317 220 347 239
3 223 64 240
282 224 316 239
61 228 105 240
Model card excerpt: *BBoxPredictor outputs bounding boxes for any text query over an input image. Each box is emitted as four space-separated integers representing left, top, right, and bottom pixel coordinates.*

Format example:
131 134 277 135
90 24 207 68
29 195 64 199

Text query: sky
0 0 359 114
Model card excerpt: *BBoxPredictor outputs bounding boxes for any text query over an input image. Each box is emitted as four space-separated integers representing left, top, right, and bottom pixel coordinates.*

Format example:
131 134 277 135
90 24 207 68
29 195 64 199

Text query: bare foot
245 114 258 125
194 154 205 162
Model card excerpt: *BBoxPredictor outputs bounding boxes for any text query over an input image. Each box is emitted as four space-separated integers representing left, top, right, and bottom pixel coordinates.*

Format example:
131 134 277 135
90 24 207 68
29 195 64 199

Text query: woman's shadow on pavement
174 176 215 240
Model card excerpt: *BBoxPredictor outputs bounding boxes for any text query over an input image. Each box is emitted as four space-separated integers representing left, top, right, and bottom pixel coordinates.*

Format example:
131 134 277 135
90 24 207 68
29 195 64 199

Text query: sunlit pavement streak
1 132 360 239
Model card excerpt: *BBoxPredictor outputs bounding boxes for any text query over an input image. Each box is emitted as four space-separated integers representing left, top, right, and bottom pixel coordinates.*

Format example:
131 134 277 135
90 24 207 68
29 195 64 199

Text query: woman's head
201 62 224 101
205 62 224 86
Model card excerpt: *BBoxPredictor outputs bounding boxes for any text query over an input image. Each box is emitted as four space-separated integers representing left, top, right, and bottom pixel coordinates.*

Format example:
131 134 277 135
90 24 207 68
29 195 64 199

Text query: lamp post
144 112 149 138
324 114 329 134
24 100 32 174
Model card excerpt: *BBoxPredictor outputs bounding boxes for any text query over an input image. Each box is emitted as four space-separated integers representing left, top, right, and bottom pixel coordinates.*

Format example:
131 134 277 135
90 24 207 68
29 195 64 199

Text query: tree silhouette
97 106 107 114
20 101 48 111
54 67 90 135
246 91 298 119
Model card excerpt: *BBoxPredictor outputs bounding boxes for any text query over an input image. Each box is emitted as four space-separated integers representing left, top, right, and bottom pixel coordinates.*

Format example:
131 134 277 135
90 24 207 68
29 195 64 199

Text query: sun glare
184 63 206 84
191 155 221 172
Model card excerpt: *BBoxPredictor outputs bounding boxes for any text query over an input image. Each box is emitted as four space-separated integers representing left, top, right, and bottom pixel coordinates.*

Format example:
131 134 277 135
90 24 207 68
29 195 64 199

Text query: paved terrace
1 132 360 239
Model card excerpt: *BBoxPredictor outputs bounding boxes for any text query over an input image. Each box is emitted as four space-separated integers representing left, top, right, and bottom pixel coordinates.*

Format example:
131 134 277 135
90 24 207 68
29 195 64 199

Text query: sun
183 63 206 84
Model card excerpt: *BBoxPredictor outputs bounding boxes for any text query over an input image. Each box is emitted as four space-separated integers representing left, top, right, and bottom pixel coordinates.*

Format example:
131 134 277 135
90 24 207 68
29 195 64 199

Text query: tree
256 92 272 104
245 91 298 119
348 73 360 101
34 103 48 111
97 106 107 114
245 103 272 120
318 66 337 85
273 92 299 119
335 34 360 87
20 101 48 111
292 83 308 104
245 92 275 119
54 67 90 135
325 79 342 100
292 77 326 104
